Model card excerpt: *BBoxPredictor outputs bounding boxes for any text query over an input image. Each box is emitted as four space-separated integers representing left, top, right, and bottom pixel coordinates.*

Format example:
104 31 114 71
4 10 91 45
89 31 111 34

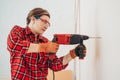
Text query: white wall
96 0 120 80
80 0 120 80
0 0 120 80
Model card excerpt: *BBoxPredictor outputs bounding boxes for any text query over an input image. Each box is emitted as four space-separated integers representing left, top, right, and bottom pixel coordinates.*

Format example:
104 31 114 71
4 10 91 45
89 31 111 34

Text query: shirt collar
25 26 33 35
25 26 48 42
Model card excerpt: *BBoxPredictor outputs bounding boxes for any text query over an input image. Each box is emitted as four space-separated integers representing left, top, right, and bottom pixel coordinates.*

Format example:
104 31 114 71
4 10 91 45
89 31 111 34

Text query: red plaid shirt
7 25 68 80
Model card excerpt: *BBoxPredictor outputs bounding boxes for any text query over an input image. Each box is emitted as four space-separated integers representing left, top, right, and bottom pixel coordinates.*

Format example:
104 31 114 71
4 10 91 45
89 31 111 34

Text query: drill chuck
70 34 89 44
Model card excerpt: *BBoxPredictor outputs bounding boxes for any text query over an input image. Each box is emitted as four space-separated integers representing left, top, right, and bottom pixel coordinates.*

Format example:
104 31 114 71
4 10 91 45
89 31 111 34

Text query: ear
30 16 35 23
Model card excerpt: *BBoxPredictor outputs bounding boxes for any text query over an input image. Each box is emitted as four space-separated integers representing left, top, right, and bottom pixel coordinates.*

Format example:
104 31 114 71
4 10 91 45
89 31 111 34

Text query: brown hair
26 8 50 25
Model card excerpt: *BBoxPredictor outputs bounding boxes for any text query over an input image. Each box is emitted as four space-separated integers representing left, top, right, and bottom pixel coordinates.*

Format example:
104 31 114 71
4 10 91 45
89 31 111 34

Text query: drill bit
89 37 101 39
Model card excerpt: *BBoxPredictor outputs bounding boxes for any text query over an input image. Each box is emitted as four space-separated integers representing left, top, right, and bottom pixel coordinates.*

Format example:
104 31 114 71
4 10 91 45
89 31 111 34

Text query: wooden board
47 69 72 80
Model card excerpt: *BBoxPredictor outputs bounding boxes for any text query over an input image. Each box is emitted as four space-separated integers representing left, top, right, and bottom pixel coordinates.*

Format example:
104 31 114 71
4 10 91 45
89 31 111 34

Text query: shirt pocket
23 53 39 70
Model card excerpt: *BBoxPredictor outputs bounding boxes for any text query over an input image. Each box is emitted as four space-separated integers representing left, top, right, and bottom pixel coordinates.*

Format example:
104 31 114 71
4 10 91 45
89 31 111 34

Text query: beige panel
47 69 72 80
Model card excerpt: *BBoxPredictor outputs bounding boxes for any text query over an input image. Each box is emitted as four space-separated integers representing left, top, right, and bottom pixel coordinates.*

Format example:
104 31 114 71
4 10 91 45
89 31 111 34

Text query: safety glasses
34 16 50 27
39 18 50 27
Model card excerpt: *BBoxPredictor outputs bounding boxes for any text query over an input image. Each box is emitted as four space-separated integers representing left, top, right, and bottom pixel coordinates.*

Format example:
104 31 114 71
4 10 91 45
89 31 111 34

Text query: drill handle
48 37 57 55
80 39 84 45
79 40 86 59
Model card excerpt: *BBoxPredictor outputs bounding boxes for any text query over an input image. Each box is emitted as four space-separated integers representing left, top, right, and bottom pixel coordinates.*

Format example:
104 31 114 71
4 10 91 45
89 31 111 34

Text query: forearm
63 53 73 65
48 56 68 71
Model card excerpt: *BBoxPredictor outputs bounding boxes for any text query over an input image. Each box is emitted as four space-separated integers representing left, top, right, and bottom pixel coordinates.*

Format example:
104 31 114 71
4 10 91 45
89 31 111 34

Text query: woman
7 8 86 80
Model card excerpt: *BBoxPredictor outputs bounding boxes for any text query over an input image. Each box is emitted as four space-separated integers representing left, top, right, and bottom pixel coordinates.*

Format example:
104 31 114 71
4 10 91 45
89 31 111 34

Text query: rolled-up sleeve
48 56 68 72
7 26 30 55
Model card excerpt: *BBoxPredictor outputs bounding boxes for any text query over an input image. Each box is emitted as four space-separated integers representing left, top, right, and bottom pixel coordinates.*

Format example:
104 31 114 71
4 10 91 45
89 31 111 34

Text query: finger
83 50 86 56
56 47 59 51
51 50 56 53
54 50 57 53
52 43 59 47
83 50 86 53
83 53 86 56
56 43 59 47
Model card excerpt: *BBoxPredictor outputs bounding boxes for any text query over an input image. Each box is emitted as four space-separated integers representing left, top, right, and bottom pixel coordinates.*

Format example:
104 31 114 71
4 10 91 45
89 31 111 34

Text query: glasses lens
40 18 50 27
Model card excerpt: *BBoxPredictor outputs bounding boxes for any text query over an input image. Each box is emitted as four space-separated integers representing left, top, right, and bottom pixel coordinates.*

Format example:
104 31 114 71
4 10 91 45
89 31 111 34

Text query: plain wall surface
80 0 120 80
0 0 120 80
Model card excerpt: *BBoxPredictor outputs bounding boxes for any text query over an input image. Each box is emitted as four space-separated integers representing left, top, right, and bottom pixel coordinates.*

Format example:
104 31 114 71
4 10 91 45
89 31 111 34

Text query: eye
40 18 50 26
41 19 46 22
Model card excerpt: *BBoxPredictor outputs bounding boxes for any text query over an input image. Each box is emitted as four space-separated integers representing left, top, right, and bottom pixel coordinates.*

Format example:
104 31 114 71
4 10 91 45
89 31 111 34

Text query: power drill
48 34 89 59
49 34 100 80
52 34 89 45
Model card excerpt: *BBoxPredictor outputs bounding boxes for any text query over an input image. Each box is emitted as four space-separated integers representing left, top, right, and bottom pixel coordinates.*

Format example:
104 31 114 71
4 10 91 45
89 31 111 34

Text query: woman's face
32 15 50 34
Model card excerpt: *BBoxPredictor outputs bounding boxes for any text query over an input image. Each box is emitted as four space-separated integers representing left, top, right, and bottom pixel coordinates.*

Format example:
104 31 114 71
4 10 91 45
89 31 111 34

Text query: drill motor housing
52 34 89 45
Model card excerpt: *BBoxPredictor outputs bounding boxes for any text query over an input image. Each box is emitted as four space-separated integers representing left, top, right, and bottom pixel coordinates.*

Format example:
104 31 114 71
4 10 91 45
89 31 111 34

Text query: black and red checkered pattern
7 25 68 80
